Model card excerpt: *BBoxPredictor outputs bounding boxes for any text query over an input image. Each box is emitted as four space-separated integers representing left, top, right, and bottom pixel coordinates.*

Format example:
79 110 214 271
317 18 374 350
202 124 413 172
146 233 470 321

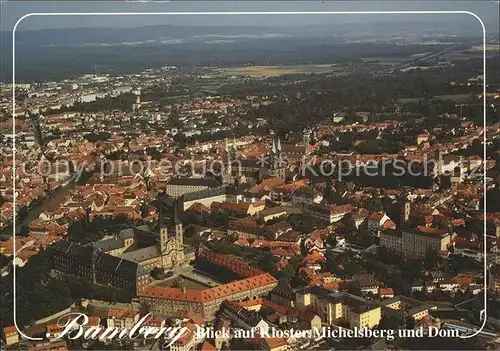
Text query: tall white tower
303 128 311 156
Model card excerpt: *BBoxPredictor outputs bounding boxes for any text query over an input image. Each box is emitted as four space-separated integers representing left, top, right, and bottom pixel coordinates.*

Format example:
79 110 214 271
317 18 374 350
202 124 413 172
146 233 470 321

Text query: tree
424 248 439 270
288 255 302 271
405 316 416 329
171 278 184 289
347 282 362 296
340 213 357 235
173 133 189 149
300 240 308 257
150 267 165 280
257 250 278 275
0 253 11 269
229 337 255 350
377 246 404 266
326 235 338 248
401 260 423 284
366 196 384 212
378 314 404 330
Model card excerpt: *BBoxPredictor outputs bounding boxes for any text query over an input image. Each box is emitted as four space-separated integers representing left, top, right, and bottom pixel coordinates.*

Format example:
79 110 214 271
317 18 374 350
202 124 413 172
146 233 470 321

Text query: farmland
214 64 345 77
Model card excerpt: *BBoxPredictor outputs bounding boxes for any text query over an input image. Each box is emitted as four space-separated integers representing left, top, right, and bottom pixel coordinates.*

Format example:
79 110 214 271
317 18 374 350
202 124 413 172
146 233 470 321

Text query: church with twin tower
221 134 288 185
158 199 185 269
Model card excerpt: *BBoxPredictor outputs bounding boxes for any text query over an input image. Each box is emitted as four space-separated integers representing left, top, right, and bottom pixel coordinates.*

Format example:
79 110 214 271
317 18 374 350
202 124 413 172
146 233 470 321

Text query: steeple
174 205 181 226
223 137 235 185
230 136 237 160
303 129 311 156
277 137 281 152
159 197 169 253
400 192 411 229
159 198 184 253
272 139 277 154
174 205 183 248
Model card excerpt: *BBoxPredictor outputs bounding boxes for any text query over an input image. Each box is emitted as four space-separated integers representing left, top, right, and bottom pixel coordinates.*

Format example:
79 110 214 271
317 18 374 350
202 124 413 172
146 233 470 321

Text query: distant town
1 17 500 351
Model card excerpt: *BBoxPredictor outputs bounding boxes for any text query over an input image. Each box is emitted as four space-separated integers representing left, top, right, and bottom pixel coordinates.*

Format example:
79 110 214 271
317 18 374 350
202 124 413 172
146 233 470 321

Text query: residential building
2 325 19 346
295 288 381 329
180 186 228 211
260 337 289 351
291 187 323 207
306 203 353 224
367 212 391 235
222 300 270 333
52 240 151 294
402 226 452 257
380 226 452 257
165 178 220 198
107 308 137 330
382 296 436 322
170 329 196 351
379 229 403 252
138 249 278 321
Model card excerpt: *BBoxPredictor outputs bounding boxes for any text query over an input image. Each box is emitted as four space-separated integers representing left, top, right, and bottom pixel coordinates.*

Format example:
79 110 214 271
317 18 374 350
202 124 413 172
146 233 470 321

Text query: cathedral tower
400 193 411 229
175 206 183 248
158 198 185 268
222 137 237 184
303 128 312 157
268 137 286 180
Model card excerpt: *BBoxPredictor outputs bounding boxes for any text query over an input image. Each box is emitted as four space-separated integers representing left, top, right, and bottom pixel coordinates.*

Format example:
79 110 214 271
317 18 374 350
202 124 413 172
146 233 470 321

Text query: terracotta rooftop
201 341 217 351
107 308 136 319
263 338 288 349
198 249 264 278
412 225 450 238
3 325 17 335
138 273 277 303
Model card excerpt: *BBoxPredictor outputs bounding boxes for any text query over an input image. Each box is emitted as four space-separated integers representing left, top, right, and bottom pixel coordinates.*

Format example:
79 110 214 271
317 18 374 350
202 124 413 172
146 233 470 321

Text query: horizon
1 1 499 32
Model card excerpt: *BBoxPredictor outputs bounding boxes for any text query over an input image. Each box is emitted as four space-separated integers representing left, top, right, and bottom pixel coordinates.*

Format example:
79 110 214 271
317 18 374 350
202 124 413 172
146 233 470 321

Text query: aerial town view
0 1 500 350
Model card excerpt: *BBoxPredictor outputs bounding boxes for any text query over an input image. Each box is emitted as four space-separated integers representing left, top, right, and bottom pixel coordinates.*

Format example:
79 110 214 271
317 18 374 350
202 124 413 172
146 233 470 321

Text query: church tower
303 128 312 157
222 138 232 184
132 96 141 112
159 206 169 253
158 197 173 253
222 137 237 184
175 206 183 248
158 198 185 268
400 194 411 229
268 137 286 180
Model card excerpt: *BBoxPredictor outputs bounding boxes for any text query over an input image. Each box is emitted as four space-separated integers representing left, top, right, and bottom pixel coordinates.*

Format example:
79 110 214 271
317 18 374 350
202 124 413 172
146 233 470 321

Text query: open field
214 64 344 77
433 94 472 101
361 57 409 65
470 44 500 52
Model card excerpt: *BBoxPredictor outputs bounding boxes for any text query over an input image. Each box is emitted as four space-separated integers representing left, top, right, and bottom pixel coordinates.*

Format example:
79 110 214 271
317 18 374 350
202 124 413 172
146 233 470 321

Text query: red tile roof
107 308 136 319
379 288 394 296
201 341 217 351
263 338 287 350
3 325 17 336
198 249 264 278
138 273 277 303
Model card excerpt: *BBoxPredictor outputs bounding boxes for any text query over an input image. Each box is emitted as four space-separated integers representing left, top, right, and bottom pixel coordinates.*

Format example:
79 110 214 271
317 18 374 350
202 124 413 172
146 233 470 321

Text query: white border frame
11 10 487 342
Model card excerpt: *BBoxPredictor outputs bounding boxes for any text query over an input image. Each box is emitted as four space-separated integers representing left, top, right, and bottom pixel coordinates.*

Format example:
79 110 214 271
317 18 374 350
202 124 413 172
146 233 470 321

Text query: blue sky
1 1 498 33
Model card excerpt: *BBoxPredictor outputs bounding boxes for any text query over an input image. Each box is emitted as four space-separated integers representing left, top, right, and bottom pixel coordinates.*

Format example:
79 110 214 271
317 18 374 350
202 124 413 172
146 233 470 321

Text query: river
0 182 76 241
